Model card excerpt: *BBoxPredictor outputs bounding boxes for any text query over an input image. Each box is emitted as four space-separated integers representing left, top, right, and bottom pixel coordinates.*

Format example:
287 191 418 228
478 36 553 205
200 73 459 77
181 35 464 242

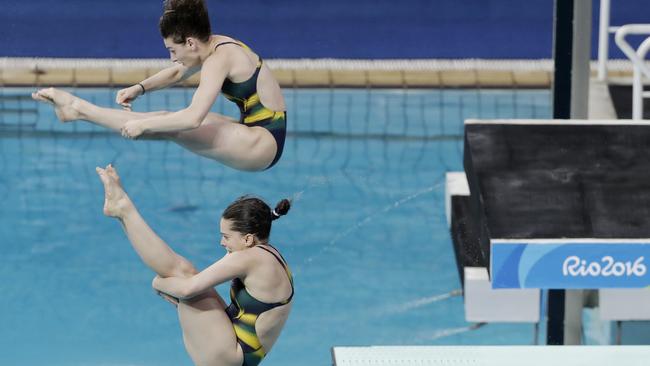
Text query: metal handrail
597 0 612 81
614 24 650 120
597 0 624 81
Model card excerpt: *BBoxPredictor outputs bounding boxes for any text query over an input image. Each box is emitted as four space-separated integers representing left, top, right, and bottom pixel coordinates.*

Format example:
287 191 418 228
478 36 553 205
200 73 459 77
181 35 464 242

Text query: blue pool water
0 87 551 365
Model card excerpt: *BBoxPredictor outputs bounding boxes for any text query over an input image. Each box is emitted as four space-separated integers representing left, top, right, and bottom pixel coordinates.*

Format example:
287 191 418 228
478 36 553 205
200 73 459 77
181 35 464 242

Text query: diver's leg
32 87 168 133
37 88 281 171
177 292 243 366
171 112 278 171
96 164 242 366
97 164 193 277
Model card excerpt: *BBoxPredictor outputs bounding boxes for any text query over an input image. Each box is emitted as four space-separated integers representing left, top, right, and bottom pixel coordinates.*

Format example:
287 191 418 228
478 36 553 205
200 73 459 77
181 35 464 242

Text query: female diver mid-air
97 164 293 366
33 0 286 171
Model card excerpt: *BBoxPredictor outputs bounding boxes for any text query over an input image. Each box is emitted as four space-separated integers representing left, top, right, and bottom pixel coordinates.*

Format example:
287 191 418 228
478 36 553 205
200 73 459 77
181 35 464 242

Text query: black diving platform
447 119 650 322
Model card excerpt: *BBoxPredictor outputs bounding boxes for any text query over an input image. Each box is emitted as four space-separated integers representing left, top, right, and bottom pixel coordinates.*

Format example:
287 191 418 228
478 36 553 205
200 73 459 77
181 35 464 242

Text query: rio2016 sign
490 240 650 289
563 256 646 278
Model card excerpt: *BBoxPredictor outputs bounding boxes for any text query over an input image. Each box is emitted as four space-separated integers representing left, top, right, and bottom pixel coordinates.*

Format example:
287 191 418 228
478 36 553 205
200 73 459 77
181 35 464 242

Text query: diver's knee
174 256 198 278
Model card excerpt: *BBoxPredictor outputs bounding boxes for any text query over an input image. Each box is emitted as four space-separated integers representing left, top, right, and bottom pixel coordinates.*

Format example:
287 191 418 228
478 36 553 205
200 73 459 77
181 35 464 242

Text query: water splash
289 175 330 204
379 289 463 315
302 182 443 265
420 322 486 341
291 190 304 203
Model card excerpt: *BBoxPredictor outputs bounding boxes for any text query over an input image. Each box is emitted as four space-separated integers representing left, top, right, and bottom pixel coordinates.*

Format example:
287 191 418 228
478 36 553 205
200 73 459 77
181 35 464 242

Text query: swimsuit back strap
214 41 242 51
214 41 262 68
256 245 294 304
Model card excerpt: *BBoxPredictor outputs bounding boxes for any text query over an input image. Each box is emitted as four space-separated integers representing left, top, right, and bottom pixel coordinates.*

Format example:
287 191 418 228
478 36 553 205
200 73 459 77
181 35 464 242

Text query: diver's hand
153 276 179 307
121 120 145 139
116 85 144 110
156 290 180 307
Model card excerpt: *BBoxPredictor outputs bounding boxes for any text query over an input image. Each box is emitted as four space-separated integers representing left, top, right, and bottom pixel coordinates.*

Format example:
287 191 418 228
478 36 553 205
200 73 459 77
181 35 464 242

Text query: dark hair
222 196 291 241
159 0 211 44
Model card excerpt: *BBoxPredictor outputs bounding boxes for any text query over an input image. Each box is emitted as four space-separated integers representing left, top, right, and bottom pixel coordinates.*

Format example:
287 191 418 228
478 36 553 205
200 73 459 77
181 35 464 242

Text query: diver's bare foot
31 87 82 122
105 164 123 188
96 164 133 218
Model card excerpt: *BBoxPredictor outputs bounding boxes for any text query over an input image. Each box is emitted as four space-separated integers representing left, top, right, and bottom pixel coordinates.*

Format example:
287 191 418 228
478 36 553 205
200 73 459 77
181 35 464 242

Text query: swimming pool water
0 87 551 366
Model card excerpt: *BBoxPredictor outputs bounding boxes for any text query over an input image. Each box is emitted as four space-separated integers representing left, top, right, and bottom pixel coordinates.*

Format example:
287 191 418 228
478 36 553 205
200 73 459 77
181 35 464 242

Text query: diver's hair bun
271 199 291 221
160 0 211 43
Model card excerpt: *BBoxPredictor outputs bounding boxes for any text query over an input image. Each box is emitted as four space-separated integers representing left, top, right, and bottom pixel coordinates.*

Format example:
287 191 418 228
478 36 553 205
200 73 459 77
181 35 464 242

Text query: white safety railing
597 0 616 81
614 25 650 120
598 0 650 120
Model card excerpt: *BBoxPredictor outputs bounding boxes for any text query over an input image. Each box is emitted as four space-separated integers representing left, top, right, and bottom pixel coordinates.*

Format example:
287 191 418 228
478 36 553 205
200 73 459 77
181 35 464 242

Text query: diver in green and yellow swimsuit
32 0 287 171
216 40 287 169
226 244 294 366
97 164 294 366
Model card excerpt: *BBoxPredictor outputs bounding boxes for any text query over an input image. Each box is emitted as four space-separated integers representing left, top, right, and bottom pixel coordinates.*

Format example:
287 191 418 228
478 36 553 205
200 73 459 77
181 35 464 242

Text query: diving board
460 119 650 289
448 119 650 322
331 346 650 366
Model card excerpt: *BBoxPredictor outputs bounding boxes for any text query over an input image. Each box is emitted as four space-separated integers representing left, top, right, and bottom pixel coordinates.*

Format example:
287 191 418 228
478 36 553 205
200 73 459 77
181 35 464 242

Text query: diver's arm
152 250 252 299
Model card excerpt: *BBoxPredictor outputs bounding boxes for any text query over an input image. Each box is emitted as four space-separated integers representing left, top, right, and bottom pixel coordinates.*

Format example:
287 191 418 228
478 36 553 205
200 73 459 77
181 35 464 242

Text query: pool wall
2 0 649 59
